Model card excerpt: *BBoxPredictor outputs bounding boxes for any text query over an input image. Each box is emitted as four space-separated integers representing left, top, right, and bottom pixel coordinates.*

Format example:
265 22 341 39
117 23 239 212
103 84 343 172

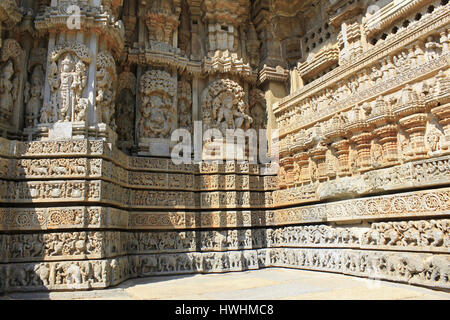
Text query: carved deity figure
138 70 176 140
140 95 171 138
49 54 86 122
58 54 77 121
95 51 117 127
215 95 253 134
47 43 90 125
0 61 17 120
178 98 191 130
25 65 44 127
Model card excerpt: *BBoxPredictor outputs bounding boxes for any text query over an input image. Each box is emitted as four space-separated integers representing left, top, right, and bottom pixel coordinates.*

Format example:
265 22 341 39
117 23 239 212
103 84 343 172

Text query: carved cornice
364 0 435 37
35 4 125 56
297 45 339 78
328 0 365 28
258 65 290 84
202 51 258 83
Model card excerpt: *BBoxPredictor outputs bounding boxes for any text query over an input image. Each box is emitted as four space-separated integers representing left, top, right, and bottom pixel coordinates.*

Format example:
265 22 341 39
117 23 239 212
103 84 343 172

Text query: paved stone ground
1 268 449 300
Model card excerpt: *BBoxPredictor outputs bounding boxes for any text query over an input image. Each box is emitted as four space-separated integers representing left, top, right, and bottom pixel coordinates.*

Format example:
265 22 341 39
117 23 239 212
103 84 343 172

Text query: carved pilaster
350 132 373 171
331 139 350 177
310 144 328 182
399 113 428 160
374 124 399 165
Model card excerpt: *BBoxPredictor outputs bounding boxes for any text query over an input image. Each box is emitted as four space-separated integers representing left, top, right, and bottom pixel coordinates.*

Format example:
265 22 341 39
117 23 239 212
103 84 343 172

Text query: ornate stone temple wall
0 0 448 293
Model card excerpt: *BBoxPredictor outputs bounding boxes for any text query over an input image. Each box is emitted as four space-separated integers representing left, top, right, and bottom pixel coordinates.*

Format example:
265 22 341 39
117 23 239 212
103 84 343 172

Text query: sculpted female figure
0 61 16 117
25 65 44 126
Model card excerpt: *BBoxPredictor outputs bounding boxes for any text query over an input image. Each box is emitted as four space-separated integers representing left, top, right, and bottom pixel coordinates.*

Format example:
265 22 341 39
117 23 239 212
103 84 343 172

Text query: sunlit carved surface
0 0 449 293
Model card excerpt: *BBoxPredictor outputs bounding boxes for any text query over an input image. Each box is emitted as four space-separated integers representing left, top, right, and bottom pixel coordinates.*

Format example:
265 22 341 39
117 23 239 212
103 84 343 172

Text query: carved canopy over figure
201 79 253 135
139 70 176 139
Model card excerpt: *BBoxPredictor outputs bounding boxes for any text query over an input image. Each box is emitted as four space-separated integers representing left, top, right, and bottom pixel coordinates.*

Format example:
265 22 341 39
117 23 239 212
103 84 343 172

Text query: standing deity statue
0 61 17 120
47 50 88 124
25 65 44 127
56 54 77 122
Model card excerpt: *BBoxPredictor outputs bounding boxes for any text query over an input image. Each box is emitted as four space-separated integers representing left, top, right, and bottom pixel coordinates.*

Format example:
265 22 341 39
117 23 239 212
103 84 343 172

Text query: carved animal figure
140 256 158 275
423 220 445 247
159 255 177 272
425 256 449 285
402 256 426 281
65 264 82 284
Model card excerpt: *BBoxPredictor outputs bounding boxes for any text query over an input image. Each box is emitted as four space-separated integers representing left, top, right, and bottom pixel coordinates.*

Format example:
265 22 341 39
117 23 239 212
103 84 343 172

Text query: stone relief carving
201 79 253 135
96 51 117 127
138 70 176 139
1 0 450 294
177 79 192 131
25 51 46 128
47 43 91 124
0 39 23 125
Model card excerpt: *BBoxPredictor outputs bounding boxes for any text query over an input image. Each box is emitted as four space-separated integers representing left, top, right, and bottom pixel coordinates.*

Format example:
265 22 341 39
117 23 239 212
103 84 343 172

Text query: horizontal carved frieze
274 156 450 206
0 187 448 231
1 248 448 293
1 218 447 263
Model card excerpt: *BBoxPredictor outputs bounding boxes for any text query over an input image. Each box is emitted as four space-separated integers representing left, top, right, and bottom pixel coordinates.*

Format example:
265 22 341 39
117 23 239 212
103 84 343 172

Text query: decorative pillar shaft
374 124 398 164
331 139 350 176
399 114 428 159
350 132 373 171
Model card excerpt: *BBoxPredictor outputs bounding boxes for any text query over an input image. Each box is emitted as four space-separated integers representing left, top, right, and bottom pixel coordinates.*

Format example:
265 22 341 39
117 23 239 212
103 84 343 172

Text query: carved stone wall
0 0 449 294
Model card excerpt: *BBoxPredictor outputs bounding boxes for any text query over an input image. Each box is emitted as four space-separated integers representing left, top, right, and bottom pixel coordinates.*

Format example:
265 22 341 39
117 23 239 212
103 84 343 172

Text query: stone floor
1 268 449 300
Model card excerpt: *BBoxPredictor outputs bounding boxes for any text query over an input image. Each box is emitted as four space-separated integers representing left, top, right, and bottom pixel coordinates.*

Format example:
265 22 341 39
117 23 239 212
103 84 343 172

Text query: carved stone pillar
374 124 398 164
399 113 428 159
293 151 310 184
280 157 294 188
33 0 125 144
350 132 373 171
431 103 450 153
310 144 328 182
331 139 350 177
439 28 449 54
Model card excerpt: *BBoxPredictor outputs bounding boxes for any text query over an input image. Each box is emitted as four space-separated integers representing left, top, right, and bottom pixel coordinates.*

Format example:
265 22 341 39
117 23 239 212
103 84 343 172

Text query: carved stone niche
0 39 25 135
200 79 253 160
45 42 92 140
116 69 136 153
137 69 177 157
